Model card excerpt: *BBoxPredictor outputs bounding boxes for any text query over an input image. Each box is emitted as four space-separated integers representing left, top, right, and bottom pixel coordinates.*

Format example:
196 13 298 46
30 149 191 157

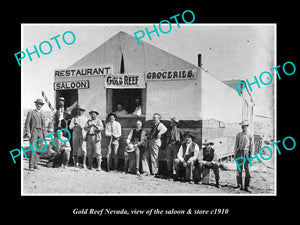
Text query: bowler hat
59 97 65 102
183 132 195 140
89 109 99 115
125 143 135 153
34 99 44 105
202 139 214 146
240 120 249 126
170 117 180 124
75 105 86 111
107 112 117 119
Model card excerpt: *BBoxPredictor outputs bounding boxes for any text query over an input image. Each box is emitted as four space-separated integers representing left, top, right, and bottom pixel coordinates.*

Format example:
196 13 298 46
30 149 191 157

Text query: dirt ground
22 157 275 195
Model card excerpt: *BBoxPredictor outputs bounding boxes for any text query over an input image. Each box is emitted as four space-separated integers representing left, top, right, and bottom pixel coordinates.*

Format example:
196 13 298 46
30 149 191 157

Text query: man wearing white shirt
69 105 88 168
173 132 199 183
105 113 122 171
132 98 142 116
141 113 167 176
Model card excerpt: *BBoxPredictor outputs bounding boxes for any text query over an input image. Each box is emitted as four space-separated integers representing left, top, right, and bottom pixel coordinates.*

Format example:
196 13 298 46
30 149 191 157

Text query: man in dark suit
25 99 47 171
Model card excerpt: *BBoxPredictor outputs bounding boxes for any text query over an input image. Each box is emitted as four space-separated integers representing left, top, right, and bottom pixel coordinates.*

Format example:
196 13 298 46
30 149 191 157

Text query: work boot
215 180 220 188
173 175 179 181
244 187 251 193
73 156 79 168
82 154 87 169
87 157 94 170
96 158 102 171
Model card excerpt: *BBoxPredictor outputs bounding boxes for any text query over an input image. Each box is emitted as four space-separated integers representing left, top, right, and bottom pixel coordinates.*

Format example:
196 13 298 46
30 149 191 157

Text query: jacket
234 131 253 157
25 109 46 137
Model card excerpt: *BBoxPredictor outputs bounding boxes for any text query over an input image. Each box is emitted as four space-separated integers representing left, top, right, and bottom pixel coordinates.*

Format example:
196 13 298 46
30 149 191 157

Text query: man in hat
59 111 72 137
173 132 199 183
165 117 184 179
25 99 47 171
124 120 147 175
47 129 71 168
193 139 220 187
84 109 104 171
69 105 88 168
53 97 66 132
234 120 253 192
105 112 122 171
141 113 167 176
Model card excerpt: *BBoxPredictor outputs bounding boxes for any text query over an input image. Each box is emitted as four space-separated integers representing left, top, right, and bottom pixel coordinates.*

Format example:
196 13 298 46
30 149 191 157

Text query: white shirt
58 107 64 121
105 120 122 138
69 115 88 133
177 142 199 162
114 109 128 117
132 106 142 116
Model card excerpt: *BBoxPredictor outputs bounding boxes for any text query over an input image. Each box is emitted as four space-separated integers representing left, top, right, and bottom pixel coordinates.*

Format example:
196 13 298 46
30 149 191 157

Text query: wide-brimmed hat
75 105 86 111
34 99 44 105
89 109 99 115
183 132 195 140
170 117 180 125
58 97 65 102
240 120 249 126
108 112 117 119
125 143 135 153
203 139 214 146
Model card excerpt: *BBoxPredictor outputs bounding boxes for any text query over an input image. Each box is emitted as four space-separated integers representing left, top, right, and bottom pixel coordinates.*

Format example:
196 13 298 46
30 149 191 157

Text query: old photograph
21 24 276 195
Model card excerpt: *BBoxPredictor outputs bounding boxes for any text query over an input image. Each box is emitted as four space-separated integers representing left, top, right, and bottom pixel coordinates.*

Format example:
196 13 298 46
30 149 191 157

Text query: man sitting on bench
193 139 220 187
173 132 199 183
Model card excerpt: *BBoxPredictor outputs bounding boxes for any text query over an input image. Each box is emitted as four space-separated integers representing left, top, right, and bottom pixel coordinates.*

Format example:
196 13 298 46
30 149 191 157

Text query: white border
21 23 277 196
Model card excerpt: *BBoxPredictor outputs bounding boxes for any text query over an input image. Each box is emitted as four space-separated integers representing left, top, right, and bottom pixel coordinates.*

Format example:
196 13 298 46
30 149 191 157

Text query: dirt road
22 158 275 195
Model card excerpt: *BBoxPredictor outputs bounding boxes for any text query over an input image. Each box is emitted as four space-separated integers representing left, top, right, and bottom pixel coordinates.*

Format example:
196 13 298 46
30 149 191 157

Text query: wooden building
53 31 254 170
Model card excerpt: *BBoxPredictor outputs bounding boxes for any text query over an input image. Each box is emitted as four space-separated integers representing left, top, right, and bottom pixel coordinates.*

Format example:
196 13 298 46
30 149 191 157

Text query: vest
203 147 215 162
131 129 144 143
149 122 160 139
34 110 43 129
182 142 196 162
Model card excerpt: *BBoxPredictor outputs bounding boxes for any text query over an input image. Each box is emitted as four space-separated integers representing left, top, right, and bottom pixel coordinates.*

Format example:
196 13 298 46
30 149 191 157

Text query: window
106 88 146 117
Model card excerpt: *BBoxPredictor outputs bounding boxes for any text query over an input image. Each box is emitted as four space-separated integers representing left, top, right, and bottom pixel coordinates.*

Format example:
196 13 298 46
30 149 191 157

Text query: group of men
25 97 253 192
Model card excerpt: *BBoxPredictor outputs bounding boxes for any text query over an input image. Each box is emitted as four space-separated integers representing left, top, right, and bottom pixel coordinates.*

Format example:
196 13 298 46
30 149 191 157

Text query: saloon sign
54 80 90 90
104 74 146 89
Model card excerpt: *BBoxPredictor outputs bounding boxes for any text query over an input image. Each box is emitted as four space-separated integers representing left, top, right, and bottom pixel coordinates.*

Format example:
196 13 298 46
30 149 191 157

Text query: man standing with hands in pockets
25 99 47 171
84 109 104 171
141 113 167 176
69 105 88 169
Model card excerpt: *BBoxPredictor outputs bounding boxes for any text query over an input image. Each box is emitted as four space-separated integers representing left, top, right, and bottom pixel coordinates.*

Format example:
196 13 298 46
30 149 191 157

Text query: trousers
29 128 45 169
235 150 251 188
166 142 180 175
173 158 195 181
87 134 101 168
72 128 86 157
124 146 141 172
193 162 220 183
106 141 119 170
141 139 161 175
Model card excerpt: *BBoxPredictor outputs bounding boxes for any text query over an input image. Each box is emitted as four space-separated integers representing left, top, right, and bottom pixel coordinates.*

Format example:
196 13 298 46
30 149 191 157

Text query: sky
22 24 275 117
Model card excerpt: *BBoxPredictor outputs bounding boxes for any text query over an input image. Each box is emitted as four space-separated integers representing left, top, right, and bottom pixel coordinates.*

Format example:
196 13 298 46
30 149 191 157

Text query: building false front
53 31 253 164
